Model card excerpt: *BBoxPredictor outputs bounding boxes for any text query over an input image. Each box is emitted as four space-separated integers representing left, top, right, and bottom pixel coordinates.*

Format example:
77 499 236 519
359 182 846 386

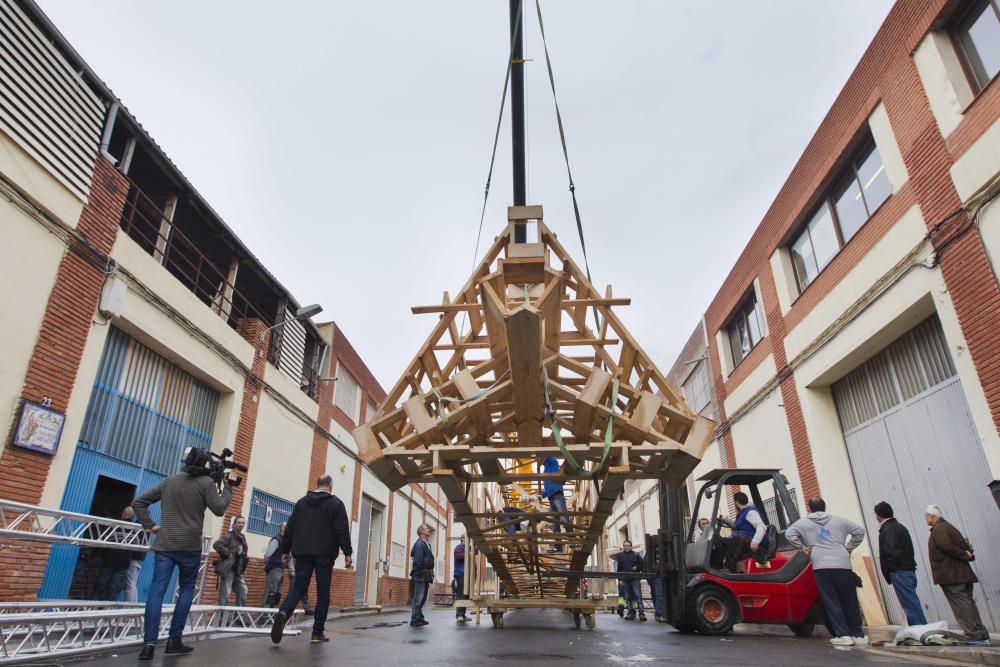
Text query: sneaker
311 634 330 643
853 636 869 647
417 619 429 626
270 611 288 644
625 613 636 621
830 636 854 646
138 645 155 661
164 639 194 655
638 615 647 622
655 616 665 623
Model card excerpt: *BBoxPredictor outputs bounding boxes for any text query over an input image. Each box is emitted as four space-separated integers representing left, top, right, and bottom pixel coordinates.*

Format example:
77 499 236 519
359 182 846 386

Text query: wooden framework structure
354 205 714 618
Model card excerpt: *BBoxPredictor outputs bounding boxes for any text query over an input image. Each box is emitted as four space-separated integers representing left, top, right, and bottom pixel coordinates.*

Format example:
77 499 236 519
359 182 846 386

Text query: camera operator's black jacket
282 491 353 560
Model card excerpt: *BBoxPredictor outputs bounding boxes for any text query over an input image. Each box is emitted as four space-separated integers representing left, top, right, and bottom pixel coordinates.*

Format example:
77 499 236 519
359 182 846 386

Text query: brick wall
224 321 271 528
702 0 1000 491
377 575 409 606
0 156 127 600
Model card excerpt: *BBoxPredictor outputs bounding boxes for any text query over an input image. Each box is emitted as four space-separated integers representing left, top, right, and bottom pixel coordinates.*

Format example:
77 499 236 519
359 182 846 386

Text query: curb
865 645 1000 666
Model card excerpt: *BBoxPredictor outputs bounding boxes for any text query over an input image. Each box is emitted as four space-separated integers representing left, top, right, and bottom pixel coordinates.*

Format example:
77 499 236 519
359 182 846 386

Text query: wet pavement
69 607 963 666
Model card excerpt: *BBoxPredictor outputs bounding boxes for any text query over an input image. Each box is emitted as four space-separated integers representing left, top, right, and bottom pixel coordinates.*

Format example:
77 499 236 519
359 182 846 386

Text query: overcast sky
38 0 894 389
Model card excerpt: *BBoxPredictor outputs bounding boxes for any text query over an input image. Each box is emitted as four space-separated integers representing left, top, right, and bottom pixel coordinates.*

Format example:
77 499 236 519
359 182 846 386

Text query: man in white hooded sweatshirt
786 497 867 647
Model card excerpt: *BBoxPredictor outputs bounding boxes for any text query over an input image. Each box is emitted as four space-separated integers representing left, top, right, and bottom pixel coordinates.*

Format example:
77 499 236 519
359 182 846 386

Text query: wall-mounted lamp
259 304 323 342
317 376 339 383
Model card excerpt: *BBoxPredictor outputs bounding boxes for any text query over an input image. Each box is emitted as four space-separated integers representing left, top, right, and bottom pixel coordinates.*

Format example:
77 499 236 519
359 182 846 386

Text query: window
953 0 1000 93
789 136 891 292
334 367 360 421
682 360 711 414
726 291 765 368
247 489 295 536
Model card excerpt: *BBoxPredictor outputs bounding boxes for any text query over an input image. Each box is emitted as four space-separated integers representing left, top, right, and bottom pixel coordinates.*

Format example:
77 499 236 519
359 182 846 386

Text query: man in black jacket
875 502 927 626
616 541 646 621
270 475 353 644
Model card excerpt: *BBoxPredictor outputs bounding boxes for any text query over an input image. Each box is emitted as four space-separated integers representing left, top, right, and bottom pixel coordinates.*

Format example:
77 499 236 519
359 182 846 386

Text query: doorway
69 476 136 599
366 505 385 607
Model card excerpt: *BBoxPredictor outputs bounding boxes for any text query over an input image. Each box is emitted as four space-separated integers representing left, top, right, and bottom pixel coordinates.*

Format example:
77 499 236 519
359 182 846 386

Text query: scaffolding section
355 206 715 627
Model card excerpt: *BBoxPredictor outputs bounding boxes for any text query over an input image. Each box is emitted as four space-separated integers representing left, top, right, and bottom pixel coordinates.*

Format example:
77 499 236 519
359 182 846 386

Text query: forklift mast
645 479 690 626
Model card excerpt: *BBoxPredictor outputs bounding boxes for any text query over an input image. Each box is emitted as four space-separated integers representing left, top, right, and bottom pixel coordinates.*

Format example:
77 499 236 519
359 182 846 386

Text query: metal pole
510 0 527 242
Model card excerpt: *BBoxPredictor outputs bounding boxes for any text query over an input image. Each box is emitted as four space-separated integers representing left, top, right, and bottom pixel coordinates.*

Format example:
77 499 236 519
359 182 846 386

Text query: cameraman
132 449 236 661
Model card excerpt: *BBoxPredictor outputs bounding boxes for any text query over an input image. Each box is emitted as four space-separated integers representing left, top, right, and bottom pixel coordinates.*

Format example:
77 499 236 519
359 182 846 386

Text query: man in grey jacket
132 454 235 660
786 497 867 647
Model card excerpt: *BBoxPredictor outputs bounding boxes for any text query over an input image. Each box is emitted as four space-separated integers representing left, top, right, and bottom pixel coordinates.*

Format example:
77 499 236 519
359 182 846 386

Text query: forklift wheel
688 586 737 636
673 622 697 635
788 623 815 638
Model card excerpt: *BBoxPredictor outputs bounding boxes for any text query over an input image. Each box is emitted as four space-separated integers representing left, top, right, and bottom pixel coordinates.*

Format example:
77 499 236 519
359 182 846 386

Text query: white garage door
833 315 1000 630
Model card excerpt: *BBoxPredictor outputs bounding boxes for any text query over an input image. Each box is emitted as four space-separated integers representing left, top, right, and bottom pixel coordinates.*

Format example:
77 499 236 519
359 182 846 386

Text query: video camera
182 446 248 487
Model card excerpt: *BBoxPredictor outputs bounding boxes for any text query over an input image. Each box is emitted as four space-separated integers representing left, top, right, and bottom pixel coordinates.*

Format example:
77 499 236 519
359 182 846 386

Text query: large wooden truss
354 205 714 601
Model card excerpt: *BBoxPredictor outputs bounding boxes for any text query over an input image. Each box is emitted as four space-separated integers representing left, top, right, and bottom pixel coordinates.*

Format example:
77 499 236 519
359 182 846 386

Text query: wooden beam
505 305 544 447
351 423 406 490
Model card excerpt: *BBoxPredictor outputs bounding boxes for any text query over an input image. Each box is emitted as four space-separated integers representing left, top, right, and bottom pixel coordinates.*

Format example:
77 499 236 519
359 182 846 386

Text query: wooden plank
508 242 545 258
502 256 547 285
453 369 491 439
403 396 440 445
507 204 543 221
571 368 611 441
629 391 663 432
411 303 481 314
479 281 509 356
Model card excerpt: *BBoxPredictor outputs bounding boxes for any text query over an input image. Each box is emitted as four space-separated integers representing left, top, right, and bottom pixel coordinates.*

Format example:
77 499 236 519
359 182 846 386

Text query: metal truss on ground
0 499 215 602
0 602 303 664
0 499 151 551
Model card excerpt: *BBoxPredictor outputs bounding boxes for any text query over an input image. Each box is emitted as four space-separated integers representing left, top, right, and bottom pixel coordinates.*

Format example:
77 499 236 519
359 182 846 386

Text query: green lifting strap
542 368 618 476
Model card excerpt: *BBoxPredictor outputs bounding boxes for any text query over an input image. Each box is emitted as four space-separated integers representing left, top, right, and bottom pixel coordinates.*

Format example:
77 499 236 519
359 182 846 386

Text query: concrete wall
0 134 84 461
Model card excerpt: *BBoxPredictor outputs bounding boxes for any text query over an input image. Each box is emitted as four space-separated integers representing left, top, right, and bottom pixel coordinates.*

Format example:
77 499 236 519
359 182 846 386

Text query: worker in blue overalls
540 457 574 552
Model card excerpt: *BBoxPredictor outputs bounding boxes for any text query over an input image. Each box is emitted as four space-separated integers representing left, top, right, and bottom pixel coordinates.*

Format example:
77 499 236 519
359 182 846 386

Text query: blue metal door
40 328 219 600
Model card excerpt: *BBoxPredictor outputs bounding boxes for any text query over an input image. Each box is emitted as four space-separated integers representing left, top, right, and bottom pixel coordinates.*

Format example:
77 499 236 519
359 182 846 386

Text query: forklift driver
717 492 768 572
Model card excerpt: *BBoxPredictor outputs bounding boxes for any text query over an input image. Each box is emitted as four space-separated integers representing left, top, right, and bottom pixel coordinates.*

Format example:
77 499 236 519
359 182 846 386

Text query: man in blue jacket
541 457 573 552
410 524 436 627
616 541 647 621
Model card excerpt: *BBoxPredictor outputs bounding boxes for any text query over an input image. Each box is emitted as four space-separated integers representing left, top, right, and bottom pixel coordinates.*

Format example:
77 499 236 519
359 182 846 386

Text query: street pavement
71 607 965 666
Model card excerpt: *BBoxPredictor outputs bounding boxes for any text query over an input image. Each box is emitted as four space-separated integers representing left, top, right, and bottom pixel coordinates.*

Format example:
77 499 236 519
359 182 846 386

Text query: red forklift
647 468 828 636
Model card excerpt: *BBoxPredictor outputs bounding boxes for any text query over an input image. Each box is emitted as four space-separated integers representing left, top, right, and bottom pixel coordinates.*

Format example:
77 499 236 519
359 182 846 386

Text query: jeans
411 579 429 623
547 492 573 534
92 564 127 600
143 550 200 645
218 568 247 607
889 570 927 626
263 568 284 606
648 578 663 618
813 568 863 638
280 557 332 636
623 579 644 615
125 559 142 603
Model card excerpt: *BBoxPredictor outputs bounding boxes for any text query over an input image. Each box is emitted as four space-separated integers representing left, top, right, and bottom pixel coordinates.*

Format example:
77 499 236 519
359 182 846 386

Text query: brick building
0 0 450 608
604 0 1000 631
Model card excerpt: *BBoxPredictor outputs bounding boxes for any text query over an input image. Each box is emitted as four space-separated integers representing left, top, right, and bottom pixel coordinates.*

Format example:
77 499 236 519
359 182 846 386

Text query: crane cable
534 0 601 334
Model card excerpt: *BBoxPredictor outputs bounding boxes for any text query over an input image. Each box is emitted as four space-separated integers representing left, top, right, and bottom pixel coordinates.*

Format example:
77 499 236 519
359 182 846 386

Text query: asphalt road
69 607 948 666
